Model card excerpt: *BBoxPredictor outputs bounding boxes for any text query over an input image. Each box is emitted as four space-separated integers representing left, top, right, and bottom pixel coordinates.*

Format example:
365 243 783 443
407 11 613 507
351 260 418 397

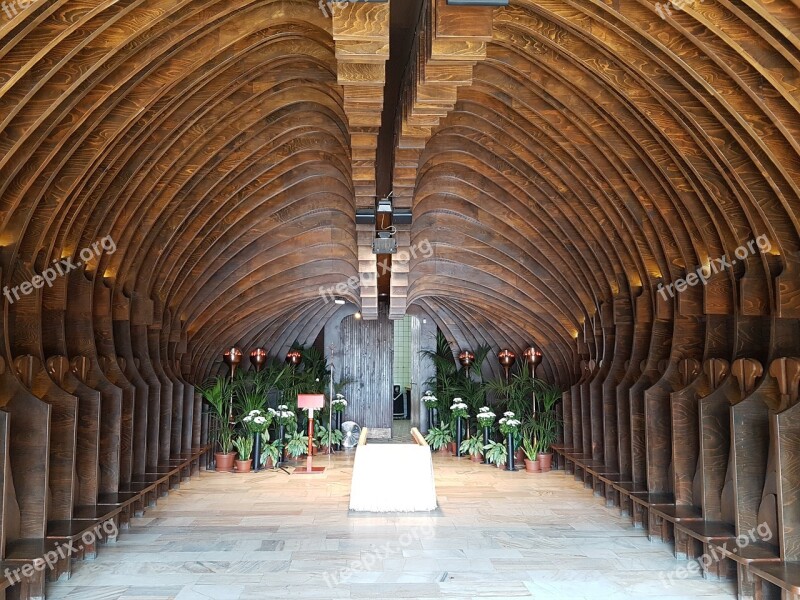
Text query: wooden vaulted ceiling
0 0 798 387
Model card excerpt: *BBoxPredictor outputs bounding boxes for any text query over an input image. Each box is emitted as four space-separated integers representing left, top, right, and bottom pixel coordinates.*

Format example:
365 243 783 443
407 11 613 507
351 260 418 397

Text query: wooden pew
751 357 800 600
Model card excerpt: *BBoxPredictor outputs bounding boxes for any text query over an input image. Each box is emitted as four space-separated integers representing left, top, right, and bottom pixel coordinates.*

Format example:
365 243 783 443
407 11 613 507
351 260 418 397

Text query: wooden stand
293 396 325 475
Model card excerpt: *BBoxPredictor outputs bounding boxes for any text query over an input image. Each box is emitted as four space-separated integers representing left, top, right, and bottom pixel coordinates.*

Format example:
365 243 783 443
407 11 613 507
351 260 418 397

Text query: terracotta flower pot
264 456 274 469
215 452 235 472
524 458 541 473
448 441 457 455
235 459 252 473
538 452 553 472
515 448 525 465
437 446 450 455
470 453 483 463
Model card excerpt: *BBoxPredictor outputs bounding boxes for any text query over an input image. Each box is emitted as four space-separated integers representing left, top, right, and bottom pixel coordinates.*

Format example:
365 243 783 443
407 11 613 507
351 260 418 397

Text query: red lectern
294 394 326 474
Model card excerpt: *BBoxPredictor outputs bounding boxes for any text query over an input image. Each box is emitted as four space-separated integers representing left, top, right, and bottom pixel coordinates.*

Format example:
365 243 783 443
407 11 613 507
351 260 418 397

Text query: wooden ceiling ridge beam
332 1 390 320
389 0 498 319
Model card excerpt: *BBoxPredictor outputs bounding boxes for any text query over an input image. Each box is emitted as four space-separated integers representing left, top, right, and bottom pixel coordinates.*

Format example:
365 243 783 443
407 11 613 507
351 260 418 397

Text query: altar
349 440 438 512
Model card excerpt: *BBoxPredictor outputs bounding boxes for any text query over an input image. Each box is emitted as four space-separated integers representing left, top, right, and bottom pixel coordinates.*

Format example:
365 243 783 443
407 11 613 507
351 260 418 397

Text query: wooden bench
751 562 800 600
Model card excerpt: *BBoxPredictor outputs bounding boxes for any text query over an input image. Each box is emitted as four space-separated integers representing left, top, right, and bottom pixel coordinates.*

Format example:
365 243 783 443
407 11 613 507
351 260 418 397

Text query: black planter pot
483 426 491 464
506 431 515 471
252 431 261 473
335 411 343 450
278 424 286 464
455 417 463 457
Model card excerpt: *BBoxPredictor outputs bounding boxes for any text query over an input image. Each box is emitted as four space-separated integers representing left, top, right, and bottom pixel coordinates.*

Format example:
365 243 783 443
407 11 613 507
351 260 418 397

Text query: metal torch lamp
222 346 242 423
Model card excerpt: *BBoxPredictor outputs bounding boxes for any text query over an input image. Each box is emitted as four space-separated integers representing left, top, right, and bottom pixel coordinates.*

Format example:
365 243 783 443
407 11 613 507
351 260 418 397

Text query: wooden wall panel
335 307 393 435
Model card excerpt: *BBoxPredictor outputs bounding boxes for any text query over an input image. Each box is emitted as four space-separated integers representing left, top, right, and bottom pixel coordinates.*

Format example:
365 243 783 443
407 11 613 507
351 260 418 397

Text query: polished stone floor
46 453 737 600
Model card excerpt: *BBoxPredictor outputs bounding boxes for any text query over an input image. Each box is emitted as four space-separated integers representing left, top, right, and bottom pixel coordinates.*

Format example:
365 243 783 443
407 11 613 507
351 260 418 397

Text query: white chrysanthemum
503 411 515 418
254 416 267 424
249 409 261 416
243 416 252 422
479 406 491 413
278 404 288 410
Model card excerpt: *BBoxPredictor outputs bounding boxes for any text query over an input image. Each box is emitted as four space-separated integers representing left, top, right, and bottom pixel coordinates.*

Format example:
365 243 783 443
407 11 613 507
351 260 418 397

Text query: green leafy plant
484 440 508 466
424 424 453 451
535 408 559 455
460 435 484 458
521 436 539 461
233 435 254 461
315 425 343 449
485 366 546 421
260 435 281 466
200 376 232 420
216 425 234 455
285 430 310 458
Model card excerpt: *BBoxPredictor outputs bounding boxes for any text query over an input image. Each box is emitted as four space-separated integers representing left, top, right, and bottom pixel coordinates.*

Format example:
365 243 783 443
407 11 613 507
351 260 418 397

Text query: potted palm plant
200 376 237 472
536 386 561 472
460 435 484 463
233 435 254 473
484 440 508 468
424 424 453 454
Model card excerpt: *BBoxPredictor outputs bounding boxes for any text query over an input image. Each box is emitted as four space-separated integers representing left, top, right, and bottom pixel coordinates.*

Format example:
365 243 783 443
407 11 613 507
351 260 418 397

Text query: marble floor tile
45 454 737 599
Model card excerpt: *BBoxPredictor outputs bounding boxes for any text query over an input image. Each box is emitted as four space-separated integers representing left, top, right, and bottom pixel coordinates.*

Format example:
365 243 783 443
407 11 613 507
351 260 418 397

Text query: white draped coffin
349 444 438 512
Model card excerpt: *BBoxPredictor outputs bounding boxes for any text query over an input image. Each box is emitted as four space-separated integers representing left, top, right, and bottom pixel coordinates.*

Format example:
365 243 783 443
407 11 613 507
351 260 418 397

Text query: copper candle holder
498 349 516 384
458 350 475 369
222 347 242 423
250 348 267 372
523 346 542 375
285 349 302 367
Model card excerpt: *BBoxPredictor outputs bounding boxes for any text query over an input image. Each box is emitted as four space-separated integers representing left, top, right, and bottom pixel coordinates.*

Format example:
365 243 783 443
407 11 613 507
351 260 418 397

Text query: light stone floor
46 453 737 600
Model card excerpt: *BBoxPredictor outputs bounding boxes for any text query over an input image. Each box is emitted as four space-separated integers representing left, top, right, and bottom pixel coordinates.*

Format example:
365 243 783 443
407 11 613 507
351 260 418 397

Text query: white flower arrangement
477 408 496 426
450 399 468 419
331 394 347 412
242 409 271 432
499 416 521 435
421 390 438 408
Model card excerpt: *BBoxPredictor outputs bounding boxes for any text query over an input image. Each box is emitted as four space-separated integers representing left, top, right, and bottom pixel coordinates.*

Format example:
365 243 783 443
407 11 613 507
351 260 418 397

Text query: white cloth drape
349 445 438 512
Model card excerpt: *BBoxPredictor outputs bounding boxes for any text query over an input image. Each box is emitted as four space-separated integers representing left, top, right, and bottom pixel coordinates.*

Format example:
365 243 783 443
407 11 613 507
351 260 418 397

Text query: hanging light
458 350 475 368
